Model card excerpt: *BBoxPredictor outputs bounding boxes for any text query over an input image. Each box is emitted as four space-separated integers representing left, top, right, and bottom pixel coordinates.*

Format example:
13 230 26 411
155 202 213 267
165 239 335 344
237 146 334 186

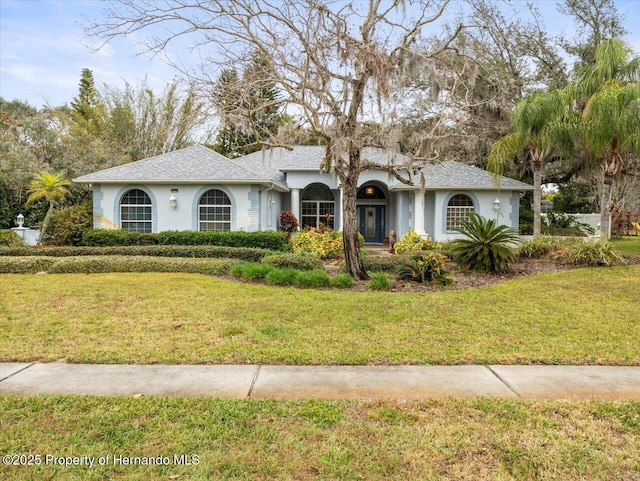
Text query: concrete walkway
2 363 639 400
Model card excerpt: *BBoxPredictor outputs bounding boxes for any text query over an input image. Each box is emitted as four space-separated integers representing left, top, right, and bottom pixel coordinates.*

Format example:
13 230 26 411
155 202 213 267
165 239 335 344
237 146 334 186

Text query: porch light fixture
169 194 177 209
493 198 501 212
17 213 24 227
365 186 375 196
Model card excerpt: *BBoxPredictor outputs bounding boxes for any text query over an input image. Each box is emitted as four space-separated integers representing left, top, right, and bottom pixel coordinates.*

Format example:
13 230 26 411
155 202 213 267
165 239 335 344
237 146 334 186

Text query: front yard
2 241 639 480
1 265 638 365
2 396 639 480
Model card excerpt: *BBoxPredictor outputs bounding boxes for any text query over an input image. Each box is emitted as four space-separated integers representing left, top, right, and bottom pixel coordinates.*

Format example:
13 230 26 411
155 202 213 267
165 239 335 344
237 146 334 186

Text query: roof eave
73 178 289 192
389 184 534 191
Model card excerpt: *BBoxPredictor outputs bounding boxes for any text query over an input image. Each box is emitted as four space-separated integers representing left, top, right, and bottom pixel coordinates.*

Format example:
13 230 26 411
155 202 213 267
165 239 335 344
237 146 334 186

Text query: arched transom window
199 189 231 231
446 194 475 231
301 184 335 229
120 189 152 233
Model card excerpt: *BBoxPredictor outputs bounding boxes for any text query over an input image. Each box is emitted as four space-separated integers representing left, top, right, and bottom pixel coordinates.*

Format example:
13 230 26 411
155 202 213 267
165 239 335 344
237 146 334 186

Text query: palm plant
449 213 520 274
26 171 70 244
566 38 640 239
487 89 565 237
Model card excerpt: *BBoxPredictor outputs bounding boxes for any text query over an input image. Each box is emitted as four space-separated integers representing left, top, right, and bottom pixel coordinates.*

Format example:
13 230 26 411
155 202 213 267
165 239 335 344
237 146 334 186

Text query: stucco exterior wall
92 182 522 240
97 183 277 232
431 190 517 241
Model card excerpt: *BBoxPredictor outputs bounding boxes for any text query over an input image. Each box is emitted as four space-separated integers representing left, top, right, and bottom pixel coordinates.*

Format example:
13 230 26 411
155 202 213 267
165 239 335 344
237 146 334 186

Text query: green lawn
611 236 640 257
1 265 639 365
1 396 639 480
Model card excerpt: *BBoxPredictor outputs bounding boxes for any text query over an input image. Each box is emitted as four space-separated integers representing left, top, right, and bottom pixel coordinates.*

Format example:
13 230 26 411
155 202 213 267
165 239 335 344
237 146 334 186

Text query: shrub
330 273 354 289
542 212 595 236
567 241 622 267
81 229 289 251
279 211 299 240
294 270 331 288
81 229 159 246
0 256 57 273
449 213 519 274
393 229 442 254
265 268 299 286
368 272 392 290
0 230 24 247
0 256 235 275
156 230 289 250
361 255 406 272
395 251 448 283
262 252 324 271
0 245 276 262
291 230 344 258
517 236 569 259
230 262 275 280
42 203 92 246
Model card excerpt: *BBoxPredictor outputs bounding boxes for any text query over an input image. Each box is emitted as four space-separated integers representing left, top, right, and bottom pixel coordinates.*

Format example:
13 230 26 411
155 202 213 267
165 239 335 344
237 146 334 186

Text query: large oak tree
92 0 461 279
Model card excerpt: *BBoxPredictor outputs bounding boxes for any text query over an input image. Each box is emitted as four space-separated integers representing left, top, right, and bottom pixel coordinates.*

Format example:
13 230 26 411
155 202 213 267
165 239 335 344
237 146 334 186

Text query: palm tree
26 171 70 243
487 89 565 237
567 38 640 239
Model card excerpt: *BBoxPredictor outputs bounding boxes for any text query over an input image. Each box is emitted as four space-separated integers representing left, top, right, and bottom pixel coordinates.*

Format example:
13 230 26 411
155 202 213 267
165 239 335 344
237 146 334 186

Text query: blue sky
1 0 639 108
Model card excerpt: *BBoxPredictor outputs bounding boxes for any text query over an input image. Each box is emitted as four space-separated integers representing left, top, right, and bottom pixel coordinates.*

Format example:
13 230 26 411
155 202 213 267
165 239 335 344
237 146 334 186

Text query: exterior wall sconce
493 198 501 212
17 213 24 227
169 194 177 209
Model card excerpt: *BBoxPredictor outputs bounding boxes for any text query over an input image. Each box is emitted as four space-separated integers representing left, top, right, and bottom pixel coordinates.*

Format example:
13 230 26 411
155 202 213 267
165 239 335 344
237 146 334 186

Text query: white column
338 187 344 231
413 191 427 236
291 188 300 225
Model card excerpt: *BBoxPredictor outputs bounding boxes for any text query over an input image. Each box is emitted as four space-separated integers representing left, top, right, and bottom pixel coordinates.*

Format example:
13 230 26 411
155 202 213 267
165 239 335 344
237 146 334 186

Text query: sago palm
567 38 640 239
449 213 520 274
26 171 70 243
487 89 565 237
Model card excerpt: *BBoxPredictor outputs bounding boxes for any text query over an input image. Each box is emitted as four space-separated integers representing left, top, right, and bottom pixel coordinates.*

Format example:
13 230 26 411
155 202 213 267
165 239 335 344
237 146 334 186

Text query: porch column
337 187 344 231
291 188 301 225
413 191 427 236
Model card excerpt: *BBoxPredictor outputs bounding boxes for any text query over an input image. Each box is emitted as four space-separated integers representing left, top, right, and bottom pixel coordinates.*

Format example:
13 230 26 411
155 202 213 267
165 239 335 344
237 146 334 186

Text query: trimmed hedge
262 253 324 271
81 230 159 246
0 256 236 275
81 229 289 251
0 230 24 247
0 245 278 262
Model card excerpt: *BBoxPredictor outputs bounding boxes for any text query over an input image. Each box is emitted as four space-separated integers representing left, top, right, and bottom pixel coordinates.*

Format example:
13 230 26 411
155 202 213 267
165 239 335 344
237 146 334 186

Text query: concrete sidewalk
1 363 639 400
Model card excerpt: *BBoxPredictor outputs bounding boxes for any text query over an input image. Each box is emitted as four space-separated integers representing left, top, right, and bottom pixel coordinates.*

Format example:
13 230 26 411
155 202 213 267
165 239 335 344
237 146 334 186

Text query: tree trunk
600 174 613 240
532 161 543 237
38 201 55 244
342 178 368 280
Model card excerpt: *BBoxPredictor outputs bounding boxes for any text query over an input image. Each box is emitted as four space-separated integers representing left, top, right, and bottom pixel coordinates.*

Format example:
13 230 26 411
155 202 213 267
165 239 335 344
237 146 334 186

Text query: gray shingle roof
410 161 533 190
73 144 532 191
73 145 286 189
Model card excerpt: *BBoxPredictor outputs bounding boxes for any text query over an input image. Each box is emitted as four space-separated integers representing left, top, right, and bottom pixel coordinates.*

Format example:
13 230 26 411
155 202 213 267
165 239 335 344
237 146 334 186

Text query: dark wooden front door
358 205 385 243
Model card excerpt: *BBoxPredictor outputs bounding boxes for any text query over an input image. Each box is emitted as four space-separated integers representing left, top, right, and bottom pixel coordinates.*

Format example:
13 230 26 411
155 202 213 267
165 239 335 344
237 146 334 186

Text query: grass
611 236 640 257
1 396 638 480
1 266 639 365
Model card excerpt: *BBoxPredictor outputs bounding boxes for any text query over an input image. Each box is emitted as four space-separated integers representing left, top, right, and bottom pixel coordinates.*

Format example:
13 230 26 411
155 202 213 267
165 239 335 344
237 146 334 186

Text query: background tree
566 38 640 239
70 68 106 137
93 0 463 279
558 0 627 70
26 171 70 243
211 52 285 158
100 79 207 162
398 0 567 167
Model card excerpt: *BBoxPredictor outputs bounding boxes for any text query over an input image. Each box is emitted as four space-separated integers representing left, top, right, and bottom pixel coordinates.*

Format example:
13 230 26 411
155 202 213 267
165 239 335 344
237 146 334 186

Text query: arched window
120 189 152 233
301 183 335 229
446 194 474 231
199 189 231 231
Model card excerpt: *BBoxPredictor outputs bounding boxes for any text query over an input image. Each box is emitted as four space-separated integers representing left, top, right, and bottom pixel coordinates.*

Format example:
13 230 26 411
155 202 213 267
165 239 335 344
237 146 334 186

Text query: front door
358 205 385 243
